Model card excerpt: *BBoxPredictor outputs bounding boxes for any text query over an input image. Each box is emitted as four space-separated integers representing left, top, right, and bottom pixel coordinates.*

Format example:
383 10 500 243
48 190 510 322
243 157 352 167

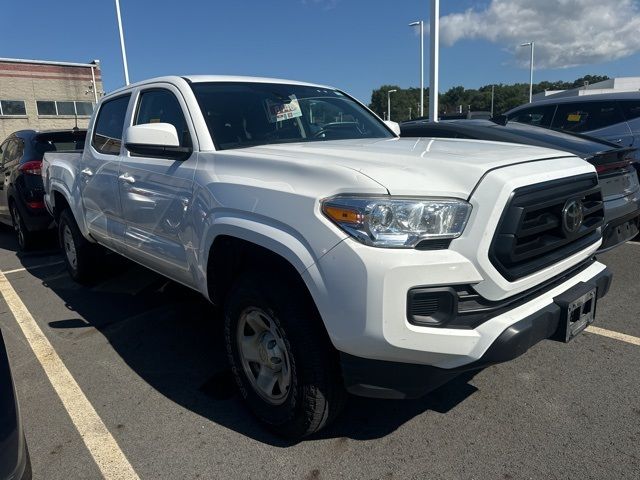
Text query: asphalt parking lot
0 228 638 480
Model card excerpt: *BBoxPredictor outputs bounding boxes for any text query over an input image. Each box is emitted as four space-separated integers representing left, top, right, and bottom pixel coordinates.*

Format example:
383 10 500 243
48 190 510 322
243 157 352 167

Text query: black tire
224 271 346 439
58 209 102 284
10 202 36 251
21 442 32 480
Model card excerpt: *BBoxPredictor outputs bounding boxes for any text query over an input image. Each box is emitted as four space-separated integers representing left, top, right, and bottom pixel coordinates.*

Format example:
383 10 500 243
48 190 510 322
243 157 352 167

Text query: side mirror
384 120 401 136
124 123 191 159
491 114 509 126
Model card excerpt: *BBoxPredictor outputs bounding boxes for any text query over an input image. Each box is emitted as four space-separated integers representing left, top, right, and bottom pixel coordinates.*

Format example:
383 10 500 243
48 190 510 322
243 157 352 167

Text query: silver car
505 92 640 151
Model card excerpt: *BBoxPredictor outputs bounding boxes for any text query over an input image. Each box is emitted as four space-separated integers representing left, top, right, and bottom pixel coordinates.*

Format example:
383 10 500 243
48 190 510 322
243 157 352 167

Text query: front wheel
224 271 346 439
58 209 101 284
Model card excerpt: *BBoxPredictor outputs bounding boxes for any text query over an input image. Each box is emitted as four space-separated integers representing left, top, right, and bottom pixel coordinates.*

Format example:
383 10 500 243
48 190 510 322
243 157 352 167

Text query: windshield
190 82 393 150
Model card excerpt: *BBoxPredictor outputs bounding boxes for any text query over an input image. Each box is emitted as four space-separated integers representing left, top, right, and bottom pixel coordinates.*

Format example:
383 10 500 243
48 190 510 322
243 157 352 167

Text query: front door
117 86 198 286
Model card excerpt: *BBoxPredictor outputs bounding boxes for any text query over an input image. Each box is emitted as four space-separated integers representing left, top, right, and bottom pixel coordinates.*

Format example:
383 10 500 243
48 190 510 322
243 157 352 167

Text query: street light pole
387 89 397 121
409 20 425 117
520 41 534 103
429 0 439 122
114 0 130 85
490 85 495 117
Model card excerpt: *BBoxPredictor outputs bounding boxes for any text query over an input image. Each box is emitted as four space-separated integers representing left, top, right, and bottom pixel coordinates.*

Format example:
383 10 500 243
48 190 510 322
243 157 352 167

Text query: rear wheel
10 202 36 251
224 271 346 439
58 209 102 284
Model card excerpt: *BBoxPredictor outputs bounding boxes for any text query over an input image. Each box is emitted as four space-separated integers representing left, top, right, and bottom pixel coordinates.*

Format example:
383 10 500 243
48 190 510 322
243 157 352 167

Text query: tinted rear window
33 131 87 158
620 100 640 121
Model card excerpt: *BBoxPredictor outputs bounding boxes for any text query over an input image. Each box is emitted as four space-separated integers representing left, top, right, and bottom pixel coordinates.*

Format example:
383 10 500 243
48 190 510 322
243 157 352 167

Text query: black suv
0 129 86 250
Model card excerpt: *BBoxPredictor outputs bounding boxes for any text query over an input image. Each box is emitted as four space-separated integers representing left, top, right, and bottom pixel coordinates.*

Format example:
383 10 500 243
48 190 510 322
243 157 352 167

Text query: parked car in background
504 92 640 158
0 327 31 480
0 129 86 250
401 119 640 250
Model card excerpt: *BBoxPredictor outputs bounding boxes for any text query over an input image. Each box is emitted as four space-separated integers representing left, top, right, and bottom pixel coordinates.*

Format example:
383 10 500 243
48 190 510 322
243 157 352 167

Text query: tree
369 85 425 122
369 75 610 120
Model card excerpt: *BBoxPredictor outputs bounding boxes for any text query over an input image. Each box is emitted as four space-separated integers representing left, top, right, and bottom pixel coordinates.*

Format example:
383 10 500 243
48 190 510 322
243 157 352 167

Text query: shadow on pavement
2 228 479 446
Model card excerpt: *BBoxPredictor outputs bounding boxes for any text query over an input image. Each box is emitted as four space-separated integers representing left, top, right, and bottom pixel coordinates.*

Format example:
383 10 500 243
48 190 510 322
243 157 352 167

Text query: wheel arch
202 217 335 330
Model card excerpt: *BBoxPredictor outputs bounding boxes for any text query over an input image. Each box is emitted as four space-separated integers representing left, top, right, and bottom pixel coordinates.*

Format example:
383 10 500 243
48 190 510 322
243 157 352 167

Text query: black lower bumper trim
600 211 640 251
341 266 613 399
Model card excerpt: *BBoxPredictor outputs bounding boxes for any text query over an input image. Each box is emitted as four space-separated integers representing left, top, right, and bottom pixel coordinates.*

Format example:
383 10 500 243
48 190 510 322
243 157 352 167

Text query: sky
2 0 640 104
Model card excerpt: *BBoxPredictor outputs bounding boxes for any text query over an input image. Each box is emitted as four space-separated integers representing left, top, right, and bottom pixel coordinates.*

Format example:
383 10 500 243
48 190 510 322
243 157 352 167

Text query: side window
13 139 24 162
0 140 11 167
620 100 640 121
135 89 191 147
508 105 555 127
2 140 17 165
92 94 131 155
551 102 624 133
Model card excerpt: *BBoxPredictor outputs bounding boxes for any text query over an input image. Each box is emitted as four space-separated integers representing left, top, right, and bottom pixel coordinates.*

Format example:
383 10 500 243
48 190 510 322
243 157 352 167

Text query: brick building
0 58 104 141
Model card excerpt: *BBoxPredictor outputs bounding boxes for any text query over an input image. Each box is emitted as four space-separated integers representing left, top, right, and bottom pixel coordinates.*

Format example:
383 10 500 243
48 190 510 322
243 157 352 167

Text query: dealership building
0 57 103 141
533 76 640 102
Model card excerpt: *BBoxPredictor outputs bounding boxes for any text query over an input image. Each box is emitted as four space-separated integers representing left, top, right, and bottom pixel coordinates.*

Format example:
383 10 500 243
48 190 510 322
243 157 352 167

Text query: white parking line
586 325 640 346
0 270 140 480
3 260 64 275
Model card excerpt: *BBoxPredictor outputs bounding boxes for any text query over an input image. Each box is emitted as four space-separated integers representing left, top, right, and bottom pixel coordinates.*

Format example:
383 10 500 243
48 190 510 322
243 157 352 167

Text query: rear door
81 94 131 249
117 85 198 286
551 101 633 146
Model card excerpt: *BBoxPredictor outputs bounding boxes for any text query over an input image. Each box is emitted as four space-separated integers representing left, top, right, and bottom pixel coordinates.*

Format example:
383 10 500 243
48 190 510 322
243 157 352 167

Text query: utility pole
387 89 397 121
114 0 130 85
490 85 495 117
409 20 425 117
429 0 439 122
520 41 534 103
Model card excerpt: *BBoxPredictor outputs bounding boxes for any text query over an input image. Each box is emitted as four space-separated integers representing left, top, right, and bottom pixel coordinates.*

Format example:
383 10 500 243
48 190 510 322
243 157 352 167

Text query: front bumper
341 265 612 399
307 236 606 369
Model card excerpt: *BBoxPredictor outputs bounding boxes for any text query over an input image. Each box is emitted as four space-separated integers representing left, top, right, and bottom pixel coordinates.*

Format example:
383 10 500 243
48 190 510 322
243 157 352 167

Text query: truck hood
244 137 575 198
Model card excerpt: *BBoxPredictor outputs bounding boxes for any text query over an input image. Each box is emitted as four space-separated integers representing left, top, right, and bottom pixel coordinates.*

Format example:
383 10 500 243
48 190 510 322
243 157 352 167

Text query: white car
42 75 612 438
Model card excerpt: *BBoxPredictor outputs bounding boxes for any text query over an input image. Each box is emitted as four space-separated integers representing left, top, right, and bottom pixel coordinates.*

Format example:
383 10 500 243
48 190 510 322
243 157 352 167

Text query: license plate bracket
554 282 597 343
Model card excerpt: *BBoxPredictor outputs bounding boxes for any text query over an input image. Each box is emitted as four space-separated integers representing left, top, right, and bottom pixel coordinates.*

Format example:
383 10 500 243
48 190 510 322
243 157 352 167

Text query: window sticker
567 113 582 122
265 95 303 123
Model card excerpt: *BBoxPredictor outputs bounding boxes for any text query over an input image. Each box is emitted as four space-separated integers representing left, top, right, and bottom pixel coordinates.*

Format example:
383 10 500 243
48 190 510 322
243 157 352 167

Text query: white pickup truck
43 75 612 438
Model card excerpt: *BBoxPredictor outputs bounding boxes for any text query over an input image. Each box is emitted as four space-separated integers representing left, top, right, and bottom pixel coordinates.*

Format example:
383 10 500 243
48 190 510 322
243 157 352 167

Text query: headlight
322 195 472 248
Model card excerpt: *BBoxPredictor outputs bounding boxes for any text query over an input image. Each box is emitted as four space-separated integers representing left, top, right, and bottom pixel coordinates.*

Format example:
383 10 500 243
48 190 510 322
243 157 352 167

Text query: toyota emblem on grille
562 199 584 234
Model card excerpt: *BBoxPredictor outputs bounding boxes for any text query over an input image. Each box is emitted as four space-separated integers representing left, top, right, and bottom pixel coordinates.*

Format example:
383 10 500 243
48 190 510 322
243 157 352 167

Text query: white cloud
302 0 340 10
439 0 640 68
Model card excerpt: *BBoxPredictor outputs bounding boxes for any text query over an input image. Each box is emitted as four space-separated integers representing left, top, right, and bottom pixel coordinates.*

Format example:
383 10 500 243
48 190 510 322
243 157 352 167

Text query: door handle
118 173 135 184
614 138 623 143
81 168 93 177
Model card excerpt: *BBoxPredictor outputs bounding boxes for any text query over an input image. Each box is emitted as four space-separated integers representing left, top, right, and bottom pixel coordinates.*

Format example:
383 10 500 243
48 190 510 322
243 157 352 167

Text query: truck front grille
489 174 603 281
